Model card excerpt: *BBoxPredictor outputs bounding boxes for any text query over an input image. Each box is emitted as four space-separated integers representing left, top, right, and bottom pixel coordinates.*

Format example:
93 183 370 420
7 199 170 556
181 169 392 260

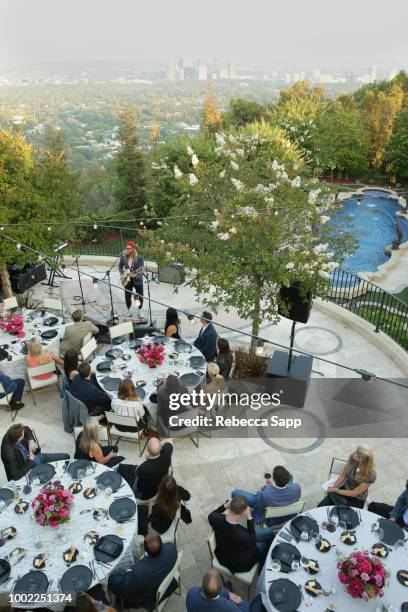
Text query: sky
0 0 407 70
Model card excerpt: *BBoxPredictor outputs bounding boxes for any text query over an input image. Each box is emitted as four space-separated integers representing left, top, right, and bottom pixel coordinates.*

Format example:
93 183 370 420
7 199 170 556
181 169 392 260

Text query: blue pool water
330 190 408 273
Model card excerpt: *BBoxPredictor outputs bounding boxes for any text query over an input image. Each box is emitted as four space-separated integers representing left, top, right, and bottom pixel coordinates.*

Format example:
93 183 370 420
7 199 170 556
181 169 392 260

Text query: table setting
0 307 63 380
257 506 408 611
0 460 137 606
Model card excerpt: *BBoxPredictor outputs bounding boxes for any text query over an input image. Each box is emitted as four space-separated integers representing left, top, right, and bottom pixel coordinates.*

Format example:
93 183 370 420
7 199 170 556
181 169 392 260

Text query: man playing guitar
119 241 145 319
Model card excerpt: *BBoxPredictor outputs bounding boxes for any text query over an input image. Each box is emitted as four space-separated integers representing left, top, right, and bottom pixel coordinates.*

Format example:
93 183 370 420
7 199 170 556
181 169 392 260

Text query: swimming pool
330 189 408 273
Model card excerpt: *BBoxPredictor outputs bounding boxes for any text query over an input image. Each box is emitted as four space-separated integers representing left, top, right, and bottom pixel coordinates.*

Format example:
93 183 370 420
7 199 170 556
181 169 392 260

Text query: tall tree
114 105 147 215
384 109 408 180
223 98 266 128
202 91 223 135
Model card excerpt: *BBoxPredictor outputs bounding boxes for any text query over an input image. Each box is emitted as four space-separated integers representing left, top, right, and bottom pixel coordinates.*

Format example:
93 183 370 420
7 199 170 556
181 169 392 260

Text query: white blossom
291 176 301 188
229 227 237 234
215 133 225 146
236 148 245 157
320 215 330 224
210 221 219 229
240 206 256 216
230 160 239 171
191 154 199 167
265 196 275 204
174 165 183 179
272 160 279 170
308 188 321 204
187 145 194 156
189 173 198 186
286 262 295 270
217 232 230 241
219 170 226 178
313 243 329 254
231 177 244 191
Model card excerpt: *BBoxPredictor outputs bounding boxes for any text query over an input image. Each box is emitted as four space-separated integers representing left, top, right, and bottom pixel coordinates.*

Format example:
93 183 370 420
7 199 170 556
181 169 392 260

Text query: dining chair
105 411 148 457
27 361 60 405
2 296 18 310
262 499 306 531
80 336 98 362
154 549 183 612
157 414 199 448
109 321 134 342
0 382 16 421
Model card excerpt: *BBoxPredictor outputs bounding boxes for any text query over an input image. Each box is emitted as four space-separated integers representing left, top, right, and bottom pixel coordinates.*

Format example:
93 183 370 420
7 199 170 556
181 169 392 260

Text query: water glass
270 559 281 572
310 530 320 544
300 530 309 542
291 559 300 571
96 482 105 496
338 520 347 532
77 469 86 482
32 476 40 487
104 486 113 500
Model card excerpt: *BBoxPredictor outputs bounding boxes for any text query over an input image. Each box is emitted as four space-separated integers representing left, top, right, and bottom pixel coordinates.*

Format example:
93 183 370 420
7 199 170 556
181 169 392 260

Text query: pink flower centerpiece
337 550 388 602
138 342 165 368
32 482 74 528
0 310 25 337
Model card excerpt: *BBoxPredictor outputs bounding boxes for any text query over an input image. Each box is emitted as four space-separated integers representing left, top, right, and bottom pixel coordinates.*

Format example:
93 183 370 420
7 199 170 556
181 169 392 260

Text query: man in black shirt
134 437 173 500
208 496 273 574
70 361 111 417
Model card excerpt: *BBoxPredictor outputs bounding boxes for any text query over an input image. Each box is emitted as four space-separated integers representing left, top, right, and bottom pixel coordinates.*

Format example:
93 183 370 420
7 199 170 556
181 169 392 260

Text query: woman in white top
111 378 147 433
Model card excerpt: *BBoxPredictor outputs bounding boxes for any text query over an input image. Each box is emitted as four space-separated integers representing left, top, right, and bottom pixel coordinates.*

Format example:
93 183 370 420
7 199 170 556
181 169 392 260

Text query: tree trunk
0 263 13 299
250 294 262 355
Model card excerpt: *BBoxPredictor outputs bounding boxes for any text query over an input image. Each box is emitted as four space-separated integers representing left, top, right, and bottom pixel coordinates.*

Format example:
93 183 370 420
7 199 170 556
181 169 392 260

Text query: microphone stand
72 255 96 313
102 255 120 326
143 271 154 329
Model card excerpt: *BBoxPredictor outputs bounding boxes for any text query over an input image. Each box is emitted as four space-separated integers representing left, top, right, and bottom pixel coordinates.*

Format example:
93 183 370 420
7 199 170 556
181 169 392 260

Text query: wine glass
338 520 347 532
270 559 281 572
291 559 300 571
300 529 309 542
310 530 320 545
374 526 384 542
96 481 105 496
77 469 86 483
32 476 40 488
104 486 113 501
331 513 339 528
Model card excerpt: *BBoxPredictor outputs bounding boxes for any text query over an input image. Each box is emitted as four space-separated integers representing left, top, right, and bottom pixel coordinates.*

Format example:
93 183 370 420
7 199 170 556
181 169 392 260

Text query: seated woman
26 337 63 380
111 378 147 434
368 479 408 529
61 349 79 398
157 375 194 431
164 307 181 339
149 474 181 534
215 337 234 379
318 445 376 509
202 363 225 395
74 422 124 468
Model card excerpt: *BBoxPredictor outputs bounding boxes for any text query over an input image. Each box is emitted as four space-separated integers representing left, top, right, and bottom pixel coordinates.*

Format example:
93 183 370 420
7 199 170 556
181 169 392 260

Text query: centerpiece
337 549 388 602
0 310 25 337
32 482 74 528
137 342 165 368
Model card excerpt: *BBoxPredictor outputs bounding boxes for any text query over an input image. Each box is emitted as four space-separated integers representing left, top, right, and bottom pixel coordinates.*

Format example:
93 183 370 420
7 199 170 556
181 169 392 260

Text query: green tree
384 109 408 180
202 91 223 135
223 98 266 128
114 105 147 215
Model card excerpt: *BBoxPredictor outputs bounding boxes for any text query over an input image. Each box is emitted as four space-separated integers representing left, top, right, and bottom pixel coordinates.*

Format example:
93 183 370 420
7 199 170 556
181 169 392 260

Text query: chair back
160 507 181 545
42 298 63 312
63 390 89 433
109 321 134 341
27 361 56 380
3 296 18 310
106 410 139 429
328 457 346 479
207 529 216 559
264 499 305 520
155 550 183 612
80 336 97 361
0 382 12 408
81 332 92 347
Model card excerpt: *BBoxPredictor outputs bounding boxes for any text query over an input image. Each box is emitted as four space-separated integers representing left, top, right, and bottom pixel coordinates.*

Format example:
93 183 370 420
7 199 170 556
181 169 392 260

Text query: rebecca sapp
168 415 302 429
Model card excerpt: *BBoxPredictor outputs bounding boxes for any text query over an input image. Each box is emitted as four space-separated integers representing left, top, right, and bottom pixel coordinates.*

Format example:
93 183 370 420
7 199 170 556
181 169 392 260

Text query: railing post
374 291 386 333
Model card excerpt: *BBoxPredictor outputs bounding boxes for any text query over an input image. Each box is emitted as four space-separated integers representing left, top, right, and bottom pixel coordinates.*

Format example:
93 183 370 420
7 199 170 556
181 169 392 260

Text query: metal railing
66 226 152 259
327 269 408 350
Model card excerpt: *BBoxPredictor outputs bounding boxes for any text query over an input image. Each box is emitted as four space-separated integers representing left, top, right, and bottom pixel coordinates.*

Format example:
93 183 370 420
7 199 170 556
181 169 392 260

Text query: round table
93 336 207 406
0 461 137 607
0 308 63 380
258 506 408 611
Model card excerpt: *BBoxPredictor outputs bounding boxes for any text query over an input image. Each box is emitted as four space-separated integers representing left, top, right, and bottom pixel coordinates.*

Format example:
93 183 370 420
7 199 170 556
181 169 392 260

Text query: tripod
103 262 120 326
72 256 96 313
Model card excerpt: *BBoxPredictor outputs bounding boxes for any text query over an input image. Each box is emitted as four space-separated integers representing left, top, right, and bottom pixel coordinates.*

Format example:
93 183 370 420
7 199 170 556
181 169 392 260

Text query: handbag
177 485 191 502
180 503 192 525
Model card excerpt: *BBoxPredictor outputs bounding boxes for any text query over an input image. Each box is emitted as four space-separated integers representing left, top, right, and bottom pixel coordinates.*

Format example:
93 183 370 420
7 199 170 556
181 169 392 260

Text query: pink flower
349 569 359 577
360 572 370 582
361 591 369 602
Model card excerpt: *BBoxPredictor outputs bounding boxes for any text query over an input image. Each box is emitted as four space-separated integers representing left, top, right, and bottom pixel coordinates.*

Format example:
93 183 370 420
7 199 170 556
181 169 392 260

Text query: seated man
60 309 99 355
70 361 111 416
1 423 70 481
133 437 173 500
108 533 178 610
0 369 25 411
231 465 301 525
368 479 408 529
187 568 250 611
208 496 273 574
194 311 218 362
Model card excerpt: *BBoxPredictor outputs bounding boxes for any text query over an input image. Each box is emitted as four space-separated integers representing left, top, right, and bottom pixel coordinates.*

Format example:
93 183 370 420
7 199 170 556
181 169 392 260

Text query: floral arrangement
337 550 387 601
138 342 165 368
32 482 74 528
0 310 25 337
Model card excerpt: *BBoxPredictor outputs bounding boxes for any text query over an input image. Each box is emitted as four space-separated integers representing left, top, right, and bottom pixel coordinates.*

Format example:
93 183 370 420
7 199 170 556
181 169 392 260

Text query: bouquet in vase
32 482 74 528
337 549 388 601
138 342 165 368
0 311 25 337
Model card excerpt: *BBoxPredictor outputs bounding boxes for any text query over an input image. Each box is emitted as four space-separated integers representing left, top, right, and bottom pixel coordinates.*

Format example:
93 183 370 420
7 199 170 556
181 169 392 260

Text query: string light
47 226 51 231
16 243 21 250
92 277 98 289
93 223 98 230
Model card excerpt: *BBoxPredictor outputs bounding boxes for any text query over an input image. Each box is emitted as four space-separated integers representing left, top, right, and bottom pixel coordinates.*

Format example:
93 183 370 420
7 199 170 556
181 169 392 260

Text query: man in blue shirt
231 466 301 525
186 568 250 611
194 312 218 362
0 370 25 410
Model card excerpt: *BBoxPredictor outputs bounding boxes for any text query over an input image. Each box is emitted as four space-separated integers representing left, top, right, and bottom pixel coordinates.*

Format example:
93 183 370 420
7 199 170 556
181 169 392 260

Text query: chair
106 411 148 457
157 415 199 448
262 499 306 531
42 297 63 315
328 457 347 481
207 530 258 599
228 352 236 379
155 549 183 612
80 336 98 362
27 362 59 405
2 296 18 310
0 383 16 421
81 332 92 347
160 507 181 546
109 321 134 342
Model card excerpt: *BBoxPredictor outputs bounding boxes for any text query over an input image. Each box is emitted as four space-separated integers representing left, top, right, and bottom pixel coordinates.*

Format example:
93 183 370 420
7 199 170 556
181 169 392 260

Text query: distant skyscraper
198 64 208 80
167 63 177 81
369 65 378 83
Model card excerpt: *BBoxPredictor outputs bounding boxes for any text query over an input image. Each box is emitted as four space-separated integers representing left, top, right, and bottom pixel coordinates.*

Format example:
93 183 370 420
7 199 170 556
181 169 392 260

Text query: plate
60 564 93 593
105 348 124 359
371 543 389 558
0 488 13 502
315 537 331 553
0 559 11 584
68 482 83 494
129 339 143 349
8 548 26 563
152 336 166 344
93 507 108 521
300 557 320 574
0 350 8 361
174 341 192 353
63 546 79 565
401 603 408 612
122 354 132 361
95 470 122 492
96 361 111 373
378 518 405 546
136 379 146 387
43 316 59 326
13 571 49 595
14 501 29 514
304 579 322 597
340 530 357 545
397 570 408 587
268 578 302 611
188 355 206 368
84 531 99 546
94 534 123 562
180 372 201 387
3 527 16 540
84 487 97 499
112 336 126 345
290 514 319 541
40 329 58 340
329 505 359 529
109 497 136 522
67 459 93 479
100 376 121 392
33 553 47 569
270 542 300 573
29 463 55 484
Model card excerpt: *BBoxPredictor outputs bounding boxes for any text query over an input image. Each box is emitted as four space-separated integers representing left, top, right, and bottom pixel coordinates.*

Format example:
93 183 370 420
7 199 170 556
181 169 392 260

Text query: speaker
278 283 312 324
10 263 46 294
159 263 185 285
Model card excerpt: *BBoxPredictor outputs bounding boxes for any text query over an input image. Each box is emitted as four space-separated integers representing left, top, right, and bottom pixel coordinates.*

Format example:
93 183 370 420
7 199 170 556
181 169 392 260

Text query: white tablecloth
0 461 137 605
258 506 408 611
0 309 63 381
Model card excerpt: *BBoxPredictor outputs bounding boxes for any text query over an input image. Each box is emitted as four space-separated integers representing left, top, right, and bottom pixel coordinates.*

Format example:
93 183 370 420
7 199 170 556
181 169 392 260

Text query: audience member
108 534 178 610
208 496 273 574
318 445 376 509
65 591 117 612
111 378 147 433
133 437 173 500
25 337 63 379
148 474 181 534
186 568 249 611
203 363 225 395
368 479 408 529
157 375 195 431
1 423 69 481
194 311 218 362
60 349 79 398
164 307 181 339
70 361 111 416
74 422 124 468
231 465 301 525
215 338 234 379
60 309 99 355
0 369 25 410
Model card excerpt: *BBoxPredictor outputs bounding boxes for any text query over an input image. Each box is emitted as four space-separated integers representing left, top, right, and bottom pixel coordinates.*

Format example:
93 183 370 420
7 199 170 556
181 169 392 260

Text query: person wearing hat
119 241 145 318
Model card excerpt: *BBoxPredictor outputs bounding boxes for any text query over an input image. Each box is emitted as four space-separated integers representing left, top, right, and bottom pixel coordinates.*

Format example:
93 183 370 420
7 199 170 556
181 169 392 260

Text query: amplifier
10 263 47 294
158 263 185 285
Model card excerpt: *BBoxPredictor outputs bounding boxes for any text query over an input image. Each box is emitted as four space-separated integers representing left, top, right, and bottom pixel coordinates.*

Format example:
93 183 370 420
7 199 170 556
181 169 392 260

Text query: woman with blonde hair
111 378 148 434
25 336 63 380
318 445 376 509
203 362 225 394
74 422 124 468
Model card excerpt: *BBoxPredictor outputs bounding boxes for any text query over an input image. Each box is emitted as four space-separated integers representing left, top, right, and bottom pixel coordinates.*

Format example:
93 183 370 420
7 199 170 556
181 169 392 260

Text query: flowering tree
147 124 350 353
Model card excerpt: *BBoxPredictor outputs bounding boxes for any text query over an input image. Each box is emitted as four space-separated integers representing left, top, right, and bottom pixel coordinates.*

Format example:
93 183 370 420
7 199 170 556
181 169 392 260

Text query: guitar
120 270 131 287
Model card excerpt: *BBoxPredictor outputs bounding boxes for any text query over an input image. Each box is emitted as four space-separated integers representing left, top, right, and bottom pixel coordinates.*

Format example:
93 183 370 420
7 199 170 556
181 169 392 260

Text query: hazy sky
0 0 407 69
